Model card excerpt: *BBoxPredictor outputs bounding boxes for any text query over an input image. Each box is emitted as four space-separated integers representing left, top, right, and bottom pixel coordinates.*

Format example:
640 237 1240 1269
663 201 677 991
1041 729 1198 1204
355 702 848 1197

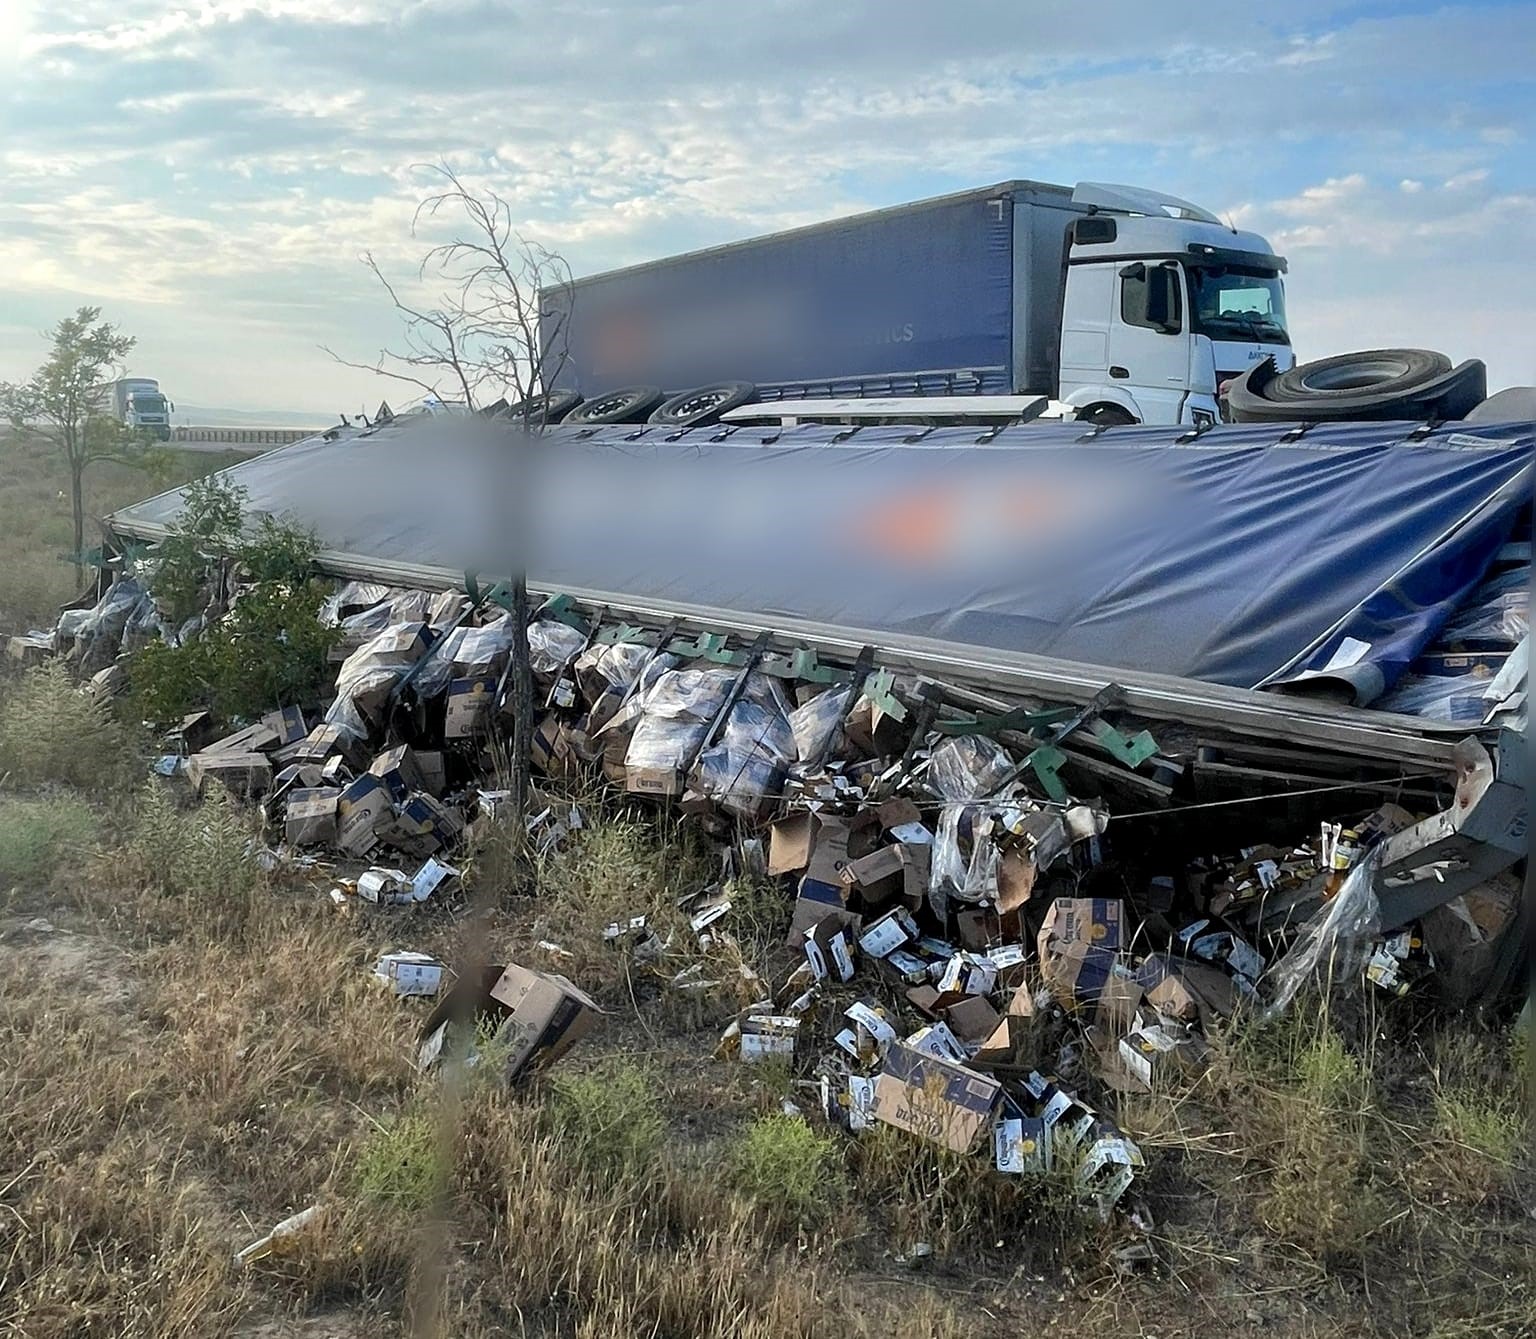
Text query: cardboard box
1038 898 1124 1004
838 842 925 910
805 918 857 983
973 981 1037 1067
357 867 412 904
1118 1021 1207 1090
935 952 998 1000
942 994 1002 1049
388 790 465 858
373 951 444 997
88 664 127 700
985 942 1031 989
417 964 508 1071
1137 954 1239 1025
175 710 217 753
994 1114 1050 1175
295 723 364 769
445 675 496 740
885 948 932 985
956 905 1024 952
204 722 281 756
625 763 684 798
370 744 426 805
284 786 340 846
487 963 603 1080
187 750 272 798
336 773 393 856
843 1000 898 1057
906 1021 968 1063
740 1013 800 1063
767 812 867 884
1038 898 1123 952
858 906 919 959
786 878 853 943
872 1041 1001 1153
414 750 447 797
1096 970 1145 1033
261 705 308 746
410 857 460 902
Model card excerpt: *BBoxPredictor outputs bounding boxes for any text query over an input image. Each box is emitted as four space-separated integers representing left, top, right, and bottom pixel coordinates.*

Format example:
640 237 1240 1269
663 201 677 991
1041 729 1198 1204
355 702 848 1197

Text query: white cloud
0 0 1532 409
1234 173 1536 390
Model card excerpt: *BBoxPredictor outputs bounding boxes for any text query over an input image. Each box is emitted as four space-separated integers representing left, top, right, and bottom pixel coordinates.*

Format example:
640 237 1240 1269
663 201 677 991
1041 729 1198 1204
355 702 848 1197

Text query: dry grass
0 791 99 887
0 662 138 792
0 428 241 632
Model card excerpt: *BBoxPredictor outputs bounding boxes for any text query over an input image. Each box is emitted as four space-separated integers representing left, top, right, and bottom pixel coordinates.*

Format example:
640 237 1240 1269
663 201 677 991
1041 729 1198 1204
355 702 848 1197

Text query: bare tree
332 165 577 883
325 163 575 421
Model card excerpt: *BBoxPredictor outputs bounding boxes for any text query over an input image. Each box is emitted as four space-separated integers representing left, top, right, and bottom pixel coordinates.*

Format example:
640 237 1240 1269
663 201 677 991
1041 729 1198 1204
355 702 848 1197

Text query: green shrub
728 1113 844 1230
128 480 336 725
0 663 134 791
355 1109 447 1212
0 793 98 887
123 782 265 903
545 1059 666 1182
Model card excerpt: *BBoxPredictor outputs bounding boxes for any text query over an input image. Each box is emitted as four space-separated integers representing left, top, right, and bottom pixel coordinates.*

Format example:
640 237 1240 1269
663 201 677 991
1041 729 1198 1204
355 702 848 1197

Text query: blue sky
1 0 1533 414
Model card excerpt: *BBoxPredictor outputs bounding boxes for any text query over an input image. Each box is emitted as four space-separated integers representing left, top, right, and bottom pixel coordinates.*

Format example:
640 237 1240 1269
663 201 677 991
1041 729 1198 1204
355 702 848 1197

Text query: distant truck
96 377 173 440
544 180 1295 427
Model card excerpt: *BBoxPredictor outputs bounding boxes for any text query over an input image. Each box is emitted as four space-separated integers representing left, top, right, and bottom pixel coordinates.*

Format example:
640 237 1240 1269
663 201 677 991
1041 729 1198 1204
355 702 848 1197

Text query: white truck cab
1056 183 1293 426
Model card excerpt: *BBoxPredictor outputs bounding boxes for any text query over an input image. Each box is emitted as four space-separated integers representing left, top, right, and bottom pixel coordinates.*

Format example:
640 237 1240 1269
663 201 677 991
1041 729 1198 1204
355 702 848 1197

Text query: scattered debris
23 544 1527 1223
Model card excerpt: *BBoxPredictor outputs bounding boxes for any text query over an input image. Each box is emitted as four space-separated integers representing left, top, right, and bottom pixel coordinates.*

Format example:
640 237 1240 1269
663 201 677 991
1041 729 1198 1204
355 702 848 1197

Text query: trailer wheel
1077 404 1137 427
647 381 758 428
1228 349 1488 423
502 388 584 425
564 385 665 425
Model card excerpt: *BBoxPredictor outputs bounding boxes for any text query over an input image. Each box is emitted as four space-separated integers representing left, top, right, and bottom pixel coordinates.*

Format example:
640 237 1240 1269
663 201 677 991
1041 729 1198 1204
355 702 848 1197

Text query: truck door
1106 261 1191 424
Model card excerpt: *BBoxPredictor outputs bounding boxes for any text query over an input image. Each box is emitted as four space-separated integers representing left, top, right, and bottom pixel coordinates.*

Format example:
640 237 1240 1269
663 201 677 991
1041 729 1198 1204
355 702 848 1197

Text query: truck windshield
1187 266 1289 345
131 395 167 414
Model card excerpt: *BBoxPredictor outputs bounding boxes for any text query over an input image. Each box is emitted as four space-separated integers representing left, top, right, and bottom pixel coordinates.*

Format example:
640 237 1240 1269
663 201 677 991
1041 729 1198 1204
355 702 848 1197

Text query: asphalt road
171 439 266 456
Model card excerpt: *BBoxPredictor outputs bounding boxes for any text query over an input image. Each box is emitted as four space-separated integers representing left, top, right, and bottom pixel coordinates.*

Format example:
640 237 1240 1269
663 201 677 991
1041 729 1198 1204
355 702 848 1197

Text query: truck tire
1076 404 1137 427
1228 350 1488 423
564 385 665 425
647 381 758 428
502 389 584 425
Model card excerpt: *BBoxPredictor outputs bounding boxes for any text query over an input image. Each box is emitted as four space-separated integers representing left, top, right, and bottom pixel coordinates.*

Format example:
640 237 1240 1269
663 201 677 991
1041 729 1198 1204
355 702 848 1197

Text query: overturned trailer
102 413 1530 994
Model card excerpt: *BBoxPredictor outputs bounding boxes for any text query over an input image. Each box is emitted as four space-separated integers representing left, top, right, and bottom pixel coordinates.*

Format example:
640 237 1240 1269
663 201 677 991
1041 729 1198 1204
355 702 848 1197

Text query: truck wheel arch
1060 385 1141 423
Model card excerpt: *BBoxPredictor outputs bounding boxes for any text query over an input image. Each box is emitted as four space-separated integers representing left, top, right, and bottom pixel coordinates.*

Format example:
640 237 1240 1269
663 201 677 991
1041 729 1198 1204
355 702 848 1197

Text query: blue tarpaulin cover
110 418 1533 705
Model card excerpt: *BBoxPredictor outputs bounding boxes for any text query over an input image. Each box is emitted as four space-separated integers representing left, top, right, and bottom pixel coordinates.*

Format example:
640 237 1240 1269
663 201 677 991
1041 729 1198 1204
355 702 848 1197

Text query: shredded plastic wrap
1438 565 1528 647
413 616 519 698
1376 671 1497 723
926 734 1015 802
930 803 1002 910
1259 853 1382 1020
526 620 588 678
574 641 652 696
325 621 432 742
693 681 796 816
64 579 150 671
624 667 735 772
320 581 397 626
788 686 852 763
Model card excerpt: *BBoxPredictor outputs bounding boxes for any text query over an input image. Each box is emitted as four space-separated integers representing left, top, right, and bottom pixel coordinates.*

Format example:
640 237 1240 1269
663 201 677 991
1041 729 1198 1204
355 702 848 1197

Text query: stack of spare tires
1226 349 1488 423
502 381 759 428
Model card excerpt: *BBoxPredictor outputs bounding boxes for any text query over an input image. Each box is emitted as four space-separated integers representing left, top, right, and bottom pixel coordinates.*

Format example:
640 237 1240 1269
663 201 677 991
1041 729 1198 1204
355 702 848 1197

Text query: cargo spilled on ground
1 437 1530 1338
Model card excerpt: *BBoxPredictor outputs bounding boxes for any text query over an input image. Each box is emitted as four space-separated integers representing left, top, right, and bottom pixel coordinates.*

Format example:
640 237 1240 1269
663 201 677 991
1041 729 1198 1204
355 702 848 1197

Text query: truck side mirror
1118 262 1146 280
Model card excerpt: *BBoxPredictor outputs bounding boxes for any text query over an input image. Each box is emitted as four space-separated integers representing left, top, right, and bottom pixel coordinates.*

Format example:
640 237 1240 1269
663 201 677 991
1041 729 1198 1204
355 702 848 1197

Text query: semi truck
542 180 1295 428
96 377 173 440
